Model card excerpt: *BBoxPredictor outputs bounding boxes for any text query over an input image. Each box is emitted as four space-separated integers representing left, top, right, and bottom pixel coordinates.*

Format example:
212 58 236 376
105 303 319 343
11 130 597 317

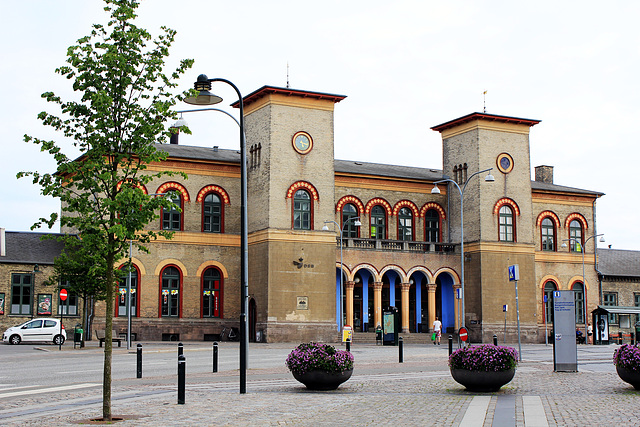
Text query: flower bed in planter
286 342 354 390
613 344 640 390
449 344 518 392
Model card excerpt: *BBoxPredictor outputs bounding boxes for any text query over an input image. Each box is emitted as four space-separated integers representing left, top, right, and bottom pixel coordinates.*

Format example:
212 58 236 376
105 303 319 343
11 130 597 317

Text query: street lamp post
184 74 249 394
431 168 494 337
562 233 605 344
323 217 362 332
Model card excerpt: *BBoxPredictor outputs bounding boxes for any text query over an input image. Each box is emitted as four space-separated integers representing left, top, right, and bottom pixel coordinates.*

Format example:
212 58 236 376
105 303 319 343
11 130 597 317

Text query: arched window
161 266 181 317
544 281 557 323
569 220 583 252
370 205 386 239
202 267 222 318
203 193 222 233
541 217 555 251
293 189 311 230
425 209 440 242
499 205 514 242
398 207 413 241
342 203 359 238
162 192 182 231
573 283 585 324
117 264 138 317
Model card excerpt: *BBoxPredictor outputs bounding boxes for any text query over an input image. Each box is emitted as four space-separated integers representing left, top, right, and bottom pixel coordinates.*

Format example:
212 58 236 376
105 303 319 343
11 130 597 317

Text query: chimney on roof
535 165 554 184
213 146 218 152
1 228 5 257
169 127 179 145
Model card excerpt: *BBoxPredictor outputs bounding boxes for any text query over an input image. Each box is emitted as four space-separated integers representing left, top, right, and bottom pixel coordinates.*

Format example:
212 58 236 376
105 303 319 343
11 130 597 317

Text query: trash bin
74 324 84 349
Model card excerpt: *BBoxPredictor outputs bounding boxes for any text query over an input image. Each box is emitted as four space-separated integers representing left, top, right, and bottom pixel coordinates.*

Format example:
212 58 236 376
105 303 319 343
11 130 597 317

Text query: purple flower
286 342 354 374
449 344 518 372
613 344 640 372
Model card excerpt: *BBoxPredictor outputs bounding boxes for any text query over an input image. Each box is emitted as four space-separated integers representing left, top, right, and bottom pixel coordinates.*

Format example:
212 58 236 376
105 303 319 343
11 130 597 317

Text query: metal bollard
136 343 142 378
213 342 218 373
399 337 404 363
448 335 453 356
493 334 498 346
178 342 184 357
178 354 186 405
346 340 351 352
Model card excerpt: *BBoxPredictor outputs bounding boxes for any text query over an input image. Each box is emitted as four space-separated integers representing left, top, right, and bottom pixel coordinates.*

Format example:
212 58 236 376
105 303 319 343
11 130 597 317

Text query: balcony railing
338 237 456 253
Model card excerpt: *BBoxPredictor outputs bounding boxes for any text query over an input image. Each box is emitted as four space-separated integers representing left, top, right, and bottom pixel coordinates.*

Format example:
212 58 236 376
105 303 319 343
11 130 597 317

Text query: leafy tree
18 0 193 420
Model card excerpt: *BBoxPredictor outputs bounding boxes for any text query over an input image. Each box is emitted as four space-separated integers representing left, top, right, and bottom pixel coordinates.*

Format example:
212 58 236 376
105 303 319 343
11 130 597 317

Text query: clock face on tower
497 153 514 174
292 131 313 155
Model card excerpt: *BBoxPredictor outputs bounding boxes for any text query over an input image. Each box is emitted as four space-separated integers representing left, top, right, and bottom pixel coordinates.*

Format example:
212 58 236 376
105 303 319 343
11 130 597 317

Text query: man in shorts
433 317 442 345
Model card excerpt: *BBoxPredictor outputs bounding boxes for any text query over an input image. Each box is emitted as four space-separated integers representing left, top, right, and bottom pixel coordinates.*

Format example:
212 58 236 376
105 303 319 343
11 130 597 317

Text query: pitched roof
531 180 604 197
0 231 66 265
335 159 443 181
598 248 640 278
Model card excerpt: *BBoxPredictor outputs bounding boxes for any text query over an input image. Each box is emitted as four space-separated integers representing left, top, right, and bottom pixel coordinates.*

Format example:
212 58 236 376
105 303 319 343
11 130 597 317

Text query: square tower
241 86 346 342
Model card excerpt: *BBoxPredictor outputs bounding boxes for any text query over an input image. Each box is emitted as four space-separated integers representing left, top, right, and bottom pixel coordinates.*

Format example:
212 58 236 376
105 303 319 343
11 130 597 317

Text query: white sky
1 1 639 250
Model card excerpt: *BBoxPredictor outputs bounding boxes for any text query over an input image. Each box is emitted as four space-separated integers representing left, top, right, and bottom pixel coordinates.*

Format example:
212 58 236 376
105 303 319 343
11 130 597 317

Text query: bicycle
220 326 240 341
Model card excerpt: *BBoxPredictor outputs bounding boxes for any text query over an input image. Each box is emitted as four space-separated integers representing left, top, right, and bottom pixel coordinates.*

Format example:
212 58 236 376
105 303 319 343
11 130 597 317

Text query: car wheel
9 334 21 345
53 335 65 346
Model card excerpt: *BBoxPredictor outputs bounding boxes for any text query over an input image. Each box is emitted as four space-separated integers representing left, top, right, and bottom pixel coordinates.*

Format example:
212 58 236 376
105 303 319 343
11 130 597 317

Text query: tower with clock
240 86 347 342
433 112 540 338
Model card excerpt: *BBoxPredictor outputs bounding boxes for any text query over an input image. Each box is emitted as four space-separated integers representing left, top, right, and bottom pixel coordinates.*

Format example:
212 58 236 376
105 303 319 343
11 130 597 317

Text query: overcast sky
2 1 639 250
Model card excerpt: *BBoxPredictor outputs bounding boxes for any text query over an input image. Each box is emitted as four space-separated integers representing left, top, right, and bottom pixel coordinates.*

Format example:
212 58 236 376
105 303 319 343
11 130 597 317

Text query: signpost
544 294 548 346
552 290 577 372
59 288 67 351
503 304 508 344
508 265 522 361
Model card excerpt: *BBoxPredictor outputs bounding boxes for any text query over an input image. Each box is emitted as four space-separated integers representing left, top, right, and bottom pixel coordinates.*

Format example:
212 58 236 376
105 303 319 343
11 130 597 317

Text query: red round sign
60 289 68 301
459 327 469 341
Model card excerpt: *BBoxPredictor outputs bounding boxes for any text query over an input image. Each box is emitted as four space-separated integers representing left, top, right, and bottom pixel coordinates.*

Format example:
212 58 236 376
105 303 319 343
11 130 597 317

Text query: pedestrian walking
433 317 442 345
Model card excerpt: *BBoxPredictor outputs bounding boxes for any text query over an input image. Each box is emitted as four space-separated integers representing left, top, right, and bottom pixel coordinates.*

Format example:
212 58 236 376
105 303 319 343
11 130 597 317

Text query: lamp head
184 74 223 105
322 225 329 231
354 220 362 227
485 172 495 182
172 114 188 128
561 242 568 248
599 236 606 242
431 184 441 194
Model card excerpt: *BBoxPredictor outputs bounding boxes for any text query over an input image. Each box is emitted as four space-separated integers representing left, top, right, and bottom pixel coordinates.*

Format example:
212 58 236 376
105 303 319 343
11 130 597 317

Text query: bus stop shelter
591 305 640 345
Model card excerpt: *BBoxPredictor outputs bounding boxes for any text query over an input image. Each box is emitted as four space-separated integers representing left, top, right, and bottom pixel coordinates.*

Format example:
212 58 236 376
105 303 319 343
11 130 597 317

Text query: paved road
0 341 636 426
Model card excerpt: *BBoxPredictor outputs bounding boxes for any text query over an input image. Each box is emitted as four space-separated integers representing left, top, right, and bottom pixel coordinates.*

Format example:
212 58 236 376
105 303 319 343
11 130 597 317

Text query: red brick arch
286 181 319 201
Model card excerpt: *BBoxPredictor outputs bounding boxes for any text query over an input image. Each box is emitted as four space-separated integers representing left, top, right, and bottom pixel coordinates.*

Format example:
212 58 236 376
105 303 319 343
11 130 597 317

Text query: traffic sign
60 289 68 301
503 304 508 312
508 264 520 281
459 327 469 342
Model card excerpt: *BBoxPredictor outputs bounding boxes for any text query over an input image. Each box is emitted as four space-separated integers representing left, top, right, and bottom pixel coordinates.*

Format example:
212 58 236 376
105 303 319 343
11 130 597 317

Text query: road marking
523 396 548 427
0 383 100 399
0 384 40 391
459 395 490 427
57 369 102 374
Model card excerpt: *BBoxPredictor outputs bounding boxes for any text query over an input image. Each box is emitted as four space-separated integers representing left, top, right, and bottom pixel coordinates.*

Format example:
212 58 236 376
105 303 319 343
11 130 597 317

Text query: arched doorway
435 273 455 333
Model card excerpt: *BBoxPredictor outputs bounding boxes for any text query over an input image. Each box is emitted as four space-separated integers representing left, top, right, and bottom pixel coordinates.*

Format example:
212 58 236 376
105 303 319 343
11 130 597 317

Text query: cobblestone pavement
1 342 638 426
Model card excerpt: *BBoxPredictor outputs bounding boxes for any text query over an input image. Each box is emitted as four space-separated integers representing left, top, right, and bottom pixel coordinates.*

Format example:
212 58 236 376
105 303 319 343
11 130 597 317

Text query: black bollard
448 335 453 356
493 334 498 346
213 342 219 373
399 337 404 363
346 340 351 352
136 343 142 378
178 342 184 357
178 354 186 405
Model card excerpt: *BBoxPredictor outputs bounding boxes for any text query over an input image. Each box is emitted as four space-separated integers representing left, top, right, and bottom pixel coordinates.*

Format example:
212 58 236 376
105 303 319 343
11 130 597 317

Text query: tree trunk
103 249 115 421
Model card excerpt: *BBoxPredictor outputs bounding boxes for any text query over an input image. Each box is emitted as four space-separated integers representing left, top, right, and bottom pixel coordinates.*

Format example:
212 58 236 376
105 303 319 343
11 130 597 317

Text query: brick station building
6 84 632 344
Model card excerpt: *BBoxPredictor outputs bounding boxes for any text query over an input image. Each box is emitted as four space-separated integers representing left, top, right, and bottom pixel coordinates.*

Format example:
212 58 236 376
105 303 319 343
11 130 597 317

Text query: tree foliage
17 0 193 420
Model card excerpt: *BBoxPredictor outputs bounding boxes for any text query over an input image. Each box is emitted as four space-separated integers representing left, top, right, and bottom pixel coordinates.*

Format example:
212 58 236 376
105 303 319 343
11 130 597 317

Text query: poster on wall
37 294 52 315
0 293 4 315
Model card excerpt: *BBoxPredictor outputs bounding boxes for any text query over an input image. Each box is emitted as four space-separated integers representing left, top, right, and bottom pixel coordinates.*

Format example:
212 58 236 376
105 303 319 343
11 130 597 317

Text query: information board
552 290 577 372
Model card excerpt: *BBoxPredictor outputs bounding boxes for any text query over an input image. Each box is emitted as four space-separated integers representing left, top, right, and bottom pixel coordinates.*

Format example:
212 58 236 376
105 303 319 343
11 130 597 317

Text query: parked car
2 318 66 345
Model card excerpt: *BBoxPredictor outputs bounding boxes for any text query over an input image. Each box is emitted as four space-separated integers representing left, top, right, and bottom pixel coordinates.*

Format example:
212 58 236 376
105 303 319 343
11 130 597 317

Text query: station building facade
4 84 621 343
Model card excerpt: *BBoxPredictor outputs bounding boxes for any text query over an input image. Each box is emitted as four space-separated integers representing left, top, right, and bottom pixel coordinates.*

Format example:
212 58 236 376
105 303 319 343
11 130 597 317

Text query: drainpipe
593 199 603 305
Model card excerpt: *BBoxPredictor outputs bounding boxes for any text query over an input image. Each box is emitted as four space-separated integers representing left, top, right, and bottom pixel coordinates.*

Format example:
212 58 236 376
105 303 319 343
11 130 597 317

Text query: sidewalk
4 342 639 426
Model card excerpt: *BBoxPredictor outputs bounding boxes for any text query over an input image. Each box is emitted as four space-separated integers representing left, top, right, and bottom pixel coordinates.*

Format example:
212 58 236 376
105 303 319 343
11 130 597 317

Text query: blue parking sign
508 265 519 281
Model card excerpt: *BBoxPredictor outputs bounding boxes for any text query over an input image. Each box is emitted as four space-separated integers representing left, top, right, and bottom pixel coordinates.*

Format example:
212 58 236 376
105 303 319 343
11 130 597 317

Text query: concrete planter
292 369 353 390
616 366 640 390
450 368 516 392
